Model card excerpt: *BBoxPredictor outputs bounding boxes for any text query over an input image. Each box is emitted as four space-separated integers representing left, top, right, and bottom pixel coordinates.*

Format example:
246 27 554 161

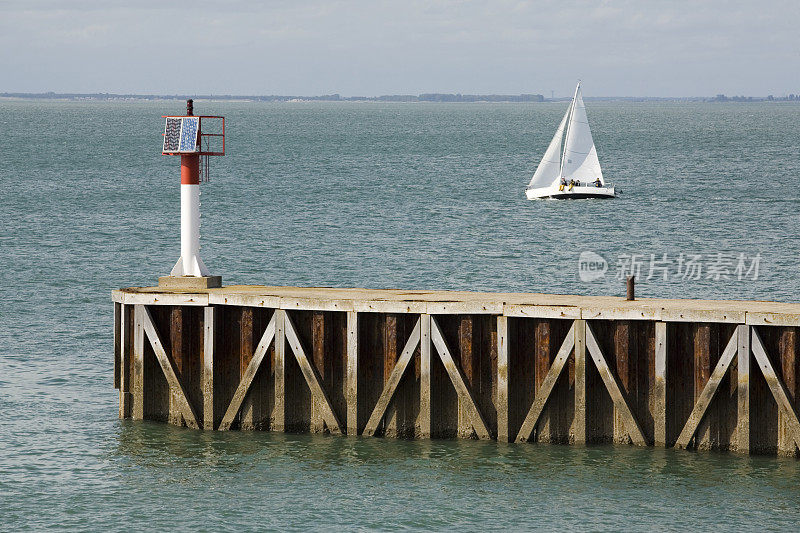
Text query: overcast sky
2 0 798 97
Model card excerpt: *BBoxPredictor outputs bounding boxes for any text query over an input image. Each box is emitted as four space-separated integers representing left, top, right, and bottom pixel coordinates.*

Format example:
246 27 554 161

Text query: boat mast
559 82 580 178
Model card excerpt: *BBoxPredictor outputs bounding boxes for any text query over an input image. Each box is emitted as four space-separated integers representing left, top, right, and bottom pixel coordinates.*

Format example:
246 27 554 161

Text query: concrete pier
112 285 800 456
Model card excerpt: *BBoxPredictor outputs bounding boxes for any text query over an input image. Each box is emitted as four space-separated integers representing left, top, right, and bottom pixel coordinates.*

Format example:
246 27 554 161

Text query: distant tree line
416 93 544 102
711 93 798 102
0 92 544 102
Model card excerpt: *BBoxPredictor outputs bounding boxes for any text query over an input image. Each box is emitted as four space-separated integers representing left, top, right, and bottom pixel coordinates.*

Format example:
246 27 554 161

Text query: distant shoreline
1 92 797 103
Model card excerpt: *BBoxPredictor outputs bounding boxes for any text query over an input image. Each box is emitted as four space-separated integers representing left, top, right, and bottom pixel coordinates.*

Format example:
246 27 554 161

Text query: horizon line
1 91 798 102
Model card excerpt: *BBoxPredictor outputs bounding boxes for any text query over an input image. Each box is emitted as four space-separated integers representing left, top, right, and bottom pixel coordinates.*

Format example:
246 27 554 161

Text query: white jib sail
561 85 604 184
527 105 570 189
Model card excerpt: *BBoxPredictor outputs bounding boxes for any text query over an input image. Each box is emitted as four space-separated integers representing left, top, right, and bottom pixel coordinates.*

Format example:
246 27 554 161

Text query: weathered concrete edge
746 312 800 327
504 304 581 319
112 288 800 325
112 289 209 306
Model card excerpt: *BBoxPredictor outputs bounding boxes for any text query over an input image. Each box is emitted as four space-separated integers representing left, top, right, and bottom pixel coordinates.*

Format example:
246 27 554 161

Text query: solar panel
163 117 182 152
163 116 200 153
179 117 199 152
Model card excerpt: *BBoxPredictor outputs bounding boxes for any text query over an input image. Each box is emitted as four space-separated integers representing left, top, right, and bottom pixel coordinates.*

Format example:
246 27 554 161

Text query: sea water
2 100 800 529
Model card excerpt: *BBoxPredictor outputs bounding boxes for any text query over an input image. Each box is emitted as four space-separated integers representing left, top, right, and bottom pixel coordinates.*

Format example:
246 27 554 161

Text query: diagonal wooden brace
515 322 576 443
218 312 277 431
138 305 200 429
284 311 343 435
585 323 648 446
430 316 491 440
363 318 422 436
751 327 800 452
675 329 738 449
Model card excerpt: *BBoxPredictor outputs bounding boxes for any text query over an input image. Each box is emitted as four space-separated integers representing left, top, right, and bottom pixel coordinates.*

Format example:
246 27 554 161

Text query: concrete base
158 275 222 290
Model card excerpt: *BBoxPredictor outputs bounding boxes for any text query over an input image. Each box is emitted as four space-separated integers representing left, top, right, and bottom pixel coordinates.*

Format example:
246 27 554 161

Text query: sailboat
526 82 615 200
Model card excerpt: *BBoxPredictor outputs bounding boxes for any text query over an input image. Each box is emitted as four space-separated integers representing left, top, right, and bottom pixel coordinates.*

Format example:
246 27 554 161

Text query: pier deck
112 285 800 456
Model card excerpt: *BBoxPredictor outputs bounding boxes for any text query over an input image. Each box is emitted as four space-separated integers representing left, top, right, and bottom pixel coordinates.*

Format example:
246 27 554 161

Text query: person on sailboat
568 179 575 191
594 177 602 187
559 177 567 191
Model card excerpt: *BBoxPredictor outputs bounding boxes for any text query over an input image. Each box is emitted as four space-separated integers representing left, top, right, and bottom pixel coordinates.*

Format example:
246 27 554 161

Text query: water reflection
110 421 800 529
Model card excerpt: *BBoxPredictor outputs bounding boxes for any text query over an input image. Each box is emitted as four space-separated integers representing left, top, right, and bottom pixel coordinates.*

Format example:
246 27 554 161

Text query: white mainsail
560 84 603 184
527 105 570 189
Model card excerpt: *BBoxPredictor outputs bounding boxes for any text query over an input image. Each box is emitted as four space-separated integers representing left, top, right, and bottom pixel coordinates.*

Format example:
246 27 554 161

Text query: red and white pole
170 100 209 277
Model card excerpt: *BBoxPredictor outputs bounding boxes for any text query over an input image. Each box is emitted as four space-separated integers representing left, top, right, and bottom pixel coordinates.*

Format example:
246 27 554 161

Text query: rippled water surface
2 100 800 530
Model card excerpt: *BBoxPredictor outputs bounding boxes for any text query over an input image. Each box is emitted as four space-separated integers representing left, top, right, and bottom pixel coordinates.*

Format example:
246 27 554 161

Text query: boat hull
526 185 615 200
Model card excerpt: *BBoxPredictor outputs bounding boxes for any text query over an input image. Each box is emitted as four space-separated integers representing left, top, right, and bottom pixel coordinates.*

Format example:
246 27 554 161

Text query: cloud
1 0 798 95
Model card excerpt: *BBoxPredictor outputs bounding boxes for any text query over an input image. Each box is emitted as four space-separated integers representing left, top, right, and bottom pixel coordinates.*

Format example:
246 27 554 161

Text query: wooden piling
572 319 587 445
116 304 133 419
654 321 668 446
273 309 286 432
346 311 359 435
496 315 509 442
736 324 751 453
132 304 144 421
777 328 798 456
203 306 216 429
